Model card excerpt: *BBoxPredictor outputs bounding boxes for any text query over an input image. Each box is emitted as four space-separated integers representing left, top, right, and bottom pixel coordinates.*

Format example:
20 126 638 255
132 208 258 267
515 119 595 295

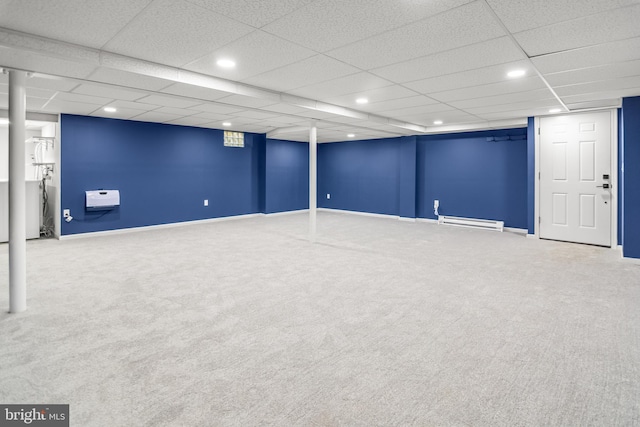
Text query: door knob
596 183 610 189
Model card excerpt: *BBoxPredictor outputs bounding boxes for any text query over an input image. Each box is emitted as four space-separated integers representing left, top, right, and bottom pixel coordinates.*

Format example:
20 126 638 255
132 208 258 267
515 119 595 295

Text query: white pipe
309 125 317 242
8 69 27 313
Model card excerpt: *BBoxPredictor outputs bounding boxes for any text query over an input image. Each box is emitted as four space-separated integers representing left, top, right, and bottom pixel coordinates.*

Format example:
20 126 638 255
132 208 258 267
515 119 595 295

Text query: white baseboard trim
317 208 400 221
265 209 309 217
526 233 537 239
59 213 264 240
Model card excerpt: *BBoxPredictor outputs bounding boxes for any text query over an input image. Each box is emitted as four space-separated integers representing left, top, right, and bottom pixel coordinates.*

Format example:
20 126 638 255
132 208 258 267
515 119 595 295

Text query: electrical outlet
63 209 70 218
204 199 209 207
327 193 331 199
434 200 439 209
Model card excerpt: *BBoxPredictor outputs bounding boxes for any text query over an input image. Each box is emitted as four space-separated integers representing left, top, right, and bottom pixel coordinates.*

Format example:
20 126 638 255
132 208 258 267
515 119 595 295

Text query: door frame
534 109 618 248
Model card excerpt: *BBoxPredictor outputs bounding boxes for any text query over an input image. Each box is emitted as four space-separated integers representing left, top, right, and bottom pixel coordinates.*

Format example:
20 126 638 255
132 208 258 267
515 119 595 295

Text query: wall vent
438 215 504 232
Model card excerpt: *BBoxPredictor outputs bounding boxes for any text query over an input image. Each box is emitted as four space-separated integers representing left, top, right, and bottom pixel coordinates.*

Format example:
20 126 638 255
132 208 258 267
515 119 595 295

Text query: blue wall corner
417 129 528 229
527 117 535 235
621 97 640 258
398 136 417 219
265 139 309 214
60 114 264 235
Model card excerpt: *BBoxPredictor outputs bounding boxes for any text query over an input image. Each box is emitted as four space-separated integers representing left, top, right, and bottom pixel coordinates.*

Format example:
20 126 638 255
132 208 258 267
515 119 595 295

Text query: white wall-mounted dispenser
85 190 120 210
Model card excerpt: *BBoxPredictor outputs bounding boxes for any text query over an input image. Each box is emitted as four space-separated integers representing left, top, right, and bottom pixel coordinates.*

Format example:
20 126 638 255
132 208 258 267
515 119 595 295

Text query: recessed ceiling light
507 69 526 78
433 120 443 125
103 107 117 113
347 133 355 138
222 122 232 127
356 98 368 104
549 108 562 113
216 59 236 68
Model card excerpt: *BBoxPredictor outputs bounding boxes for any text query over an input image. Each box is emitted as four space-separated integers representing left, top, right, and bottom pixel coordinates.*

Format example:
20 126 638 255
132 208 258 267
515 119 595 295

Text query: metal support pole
309 125 317 243
8 69 27 313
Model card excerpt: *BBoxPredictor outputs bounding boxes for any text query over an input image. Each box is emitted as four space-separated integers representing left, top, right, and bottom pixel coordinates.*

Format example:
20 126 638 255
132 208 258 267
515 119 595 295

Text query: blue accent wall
318 138 400 216
60 114 265 235
417 129 528 229
398 136 417 219
618 108 623 246
265 139 309 213
527 117 536 234
621 97 640 258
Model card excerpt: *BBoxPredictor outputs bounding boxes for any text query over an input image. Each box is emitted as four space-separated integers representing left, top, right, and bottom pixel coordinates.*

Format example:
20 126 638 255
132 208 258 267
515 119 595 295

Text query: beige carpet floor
1 211 639 426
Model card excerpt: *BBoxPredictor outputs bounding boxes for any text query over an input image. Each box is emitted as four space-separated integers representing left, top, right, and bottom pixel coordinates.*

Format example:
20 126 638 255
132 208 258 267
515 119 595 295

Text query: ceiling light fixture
433 120 443 125
217 59 236 68
347 133 355 138
356 98 368 104
103 107 117 113
222 122 232 127
507 69 526 78
549 108 562 113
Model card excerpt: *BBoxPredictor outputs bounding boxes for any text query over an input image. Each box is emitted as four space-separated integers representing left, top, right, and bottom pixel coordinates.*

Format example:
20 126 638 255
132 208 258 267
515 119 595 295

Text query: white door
540 111 612 246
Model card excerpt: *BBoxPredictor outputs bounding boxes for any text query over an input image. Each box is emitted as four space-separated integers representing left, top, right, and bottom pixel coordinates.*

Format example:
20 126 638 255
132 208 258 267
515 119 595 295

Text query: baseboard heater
438 215 504 232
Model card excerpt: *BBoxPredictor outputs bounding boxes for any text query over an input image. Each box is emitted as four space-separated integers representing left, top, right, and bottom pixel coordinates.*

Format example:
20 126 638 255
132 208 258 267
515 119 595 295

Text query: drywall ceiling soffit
87 67 174 92
287 72 393 101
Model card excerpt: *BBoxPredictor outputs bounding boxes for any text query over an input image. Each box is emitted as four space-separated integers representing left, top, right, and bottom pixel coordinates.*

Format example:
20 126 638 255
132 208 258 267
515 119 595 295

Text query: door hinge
538 128 540 135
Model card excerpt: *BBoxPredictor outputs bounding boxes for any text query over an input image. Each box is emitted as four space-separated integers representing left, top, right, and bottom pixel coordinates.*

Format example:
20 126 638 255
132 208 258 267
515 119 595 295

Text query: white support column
8 69 27 313
309 125 317 242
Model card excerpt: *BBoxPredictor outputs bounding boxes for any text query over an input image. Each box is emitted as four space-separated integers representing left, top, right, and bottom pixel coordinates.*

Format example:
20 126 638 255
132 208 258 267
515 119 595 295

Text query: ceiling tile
554 75 640 97
89 106 151 120
190 111 233 122
235 110 280 120
532 37 640 74
449 89 554 109
25 75 78 92
262 0 474 52
73 84 147 101
364 96 440 113
404 60 531 94
288 72 391 100
184 30 315 80
136 94 203 109
486 0 638 33
104 0 254 67
377 102 455 118
0 0 153 48
187 0 316 28
371 37 525 83
319 85 418 108
39 99 102 115
464 99 561 115
54 92 113 105
129 111 184 123
153 106 199 116
515 4 640 57
326 1 506 70
545 60 640 87
86 67 173 92
430 76 547 103
107 100 160 111
258 103 309 115
164 116 213 127
242 55 359 92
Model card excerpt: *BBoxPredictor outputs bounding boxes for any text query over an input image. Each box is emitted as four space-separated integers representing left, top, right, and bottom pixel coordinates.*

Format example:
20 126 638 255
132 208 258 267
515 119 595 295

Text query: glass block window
224 131 244 147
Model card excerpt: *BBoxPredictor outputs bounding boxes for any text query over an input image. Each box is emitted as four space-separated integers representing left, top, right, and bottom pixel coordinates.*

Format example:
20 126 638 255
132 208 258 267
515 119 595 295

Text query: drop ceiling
0 0 639 142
